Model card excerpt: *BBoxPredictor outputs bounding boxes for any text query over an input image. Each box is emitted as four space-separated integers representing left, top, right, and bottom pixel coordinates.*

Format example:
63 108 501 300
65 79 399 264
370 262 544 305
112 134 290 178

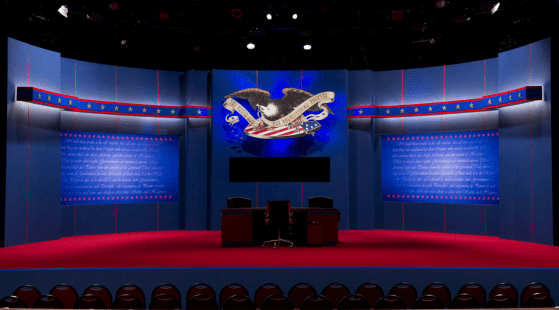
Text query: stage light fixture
303 44 312 50
120 39 127 46
292 13 298 20
391 10 404 21
247 43 255 50
491 2 500 14
267 14 272 20
158 11 170 20
435 0 447 9
58 5 68 18
108 2 120 11
231 8 242 19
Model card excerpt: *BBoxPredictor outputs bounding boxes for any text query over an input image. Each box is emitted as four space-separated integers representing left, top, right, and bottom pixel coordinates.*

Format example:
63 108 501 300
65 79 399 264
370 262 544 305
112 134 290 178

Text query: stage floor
2 230 559 269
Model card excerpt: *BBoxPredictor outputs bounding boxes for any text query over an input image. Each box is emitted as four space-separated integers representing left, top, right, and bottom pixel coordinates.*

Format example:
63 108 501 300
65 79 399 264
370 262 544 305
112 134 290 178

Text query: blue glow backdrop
382 130 499 204
61 130 179 205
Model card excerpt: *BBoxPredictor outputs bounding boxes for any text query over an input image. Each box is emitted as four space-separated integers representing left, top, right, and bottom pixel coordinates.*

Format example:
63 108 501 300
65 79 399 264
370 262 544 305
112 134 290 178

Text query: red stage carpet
1 230 559 269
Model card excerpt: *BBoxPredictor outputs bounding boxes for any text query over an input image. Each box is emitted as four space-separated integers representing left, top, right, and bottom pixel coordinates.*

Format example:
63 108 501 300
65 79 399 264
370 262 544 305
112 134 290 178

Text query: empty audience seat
321 282 350 309
32 294 64 309
338 294 370 310
355 282 384 308
449 293 481 309
49 284 78 309
186 294 218 310
486 294 518 308
422 282 451 308
150 293 181 310
223 294 256 310
254 283 283 309
388 282 418 309
187 283 216 302
413 294 444 309
112 294 145 309
219 283 250 308
261 294 294 310
457 282 486 307
83 284 112 310
288 282 317 309
74 294 106 309
521 282 551 306
12 285 41 308
300 295 333 310
116 284 146 306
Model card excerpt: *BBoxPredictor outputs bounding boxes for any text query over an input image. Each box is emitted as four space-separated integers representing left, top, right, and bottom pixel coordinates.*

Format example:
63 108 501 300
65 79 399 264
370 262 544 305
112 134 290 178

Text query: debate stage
2 230 559 305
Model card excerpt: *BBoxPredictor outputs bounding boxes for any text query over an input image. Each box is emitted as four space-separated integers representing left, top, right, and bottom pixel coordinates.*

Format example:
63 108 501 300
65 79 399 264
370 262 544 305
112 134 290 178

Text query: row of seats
0 281 555 309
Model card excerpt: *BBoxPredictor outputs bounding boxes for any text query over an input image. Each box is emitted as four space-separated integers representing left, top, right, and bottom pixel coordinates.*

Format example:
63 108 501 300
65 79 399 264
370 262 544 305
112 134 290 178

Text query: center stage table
221 208 340 246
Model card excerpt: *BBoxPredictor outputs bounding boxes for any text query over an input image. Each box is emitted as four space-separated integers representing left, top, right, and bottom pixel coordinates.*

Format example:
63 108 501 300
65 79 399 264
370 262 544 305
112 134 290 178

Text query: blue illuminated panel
61 131 179 205
382 130 499 204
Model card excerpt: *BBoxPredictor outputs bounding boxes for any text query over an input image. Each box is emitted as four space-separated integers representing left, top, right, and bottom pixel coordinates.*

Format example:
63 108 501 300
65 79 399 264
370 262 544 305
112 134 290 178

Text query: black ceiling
5 0 558 71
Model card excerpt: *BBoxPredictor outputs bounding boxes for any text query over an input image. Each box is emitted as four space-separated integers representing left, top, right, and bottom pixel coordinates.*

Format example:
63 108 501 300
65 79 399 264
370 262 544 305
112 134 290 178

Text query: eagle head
258 103 279 118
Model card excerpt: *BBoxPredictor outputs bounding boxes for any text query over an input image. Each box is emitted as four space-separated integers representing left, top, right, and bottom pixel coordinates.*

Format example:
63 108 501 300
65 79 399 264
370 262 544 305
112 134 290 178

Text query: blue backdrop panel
348 71 374 230
185 120 210 231
60 58 75 96
75 60 116 102
6 38 62 246
211 69 348 230
158 70 184 107
403 202 445 232
28 105 61 244
404 66 445 105
116 66 157 105
374 70 403 106
116 203 157 233
75 204 116 236
158 203 181 231
446 203 485 235
258 183 302 209
445 60 484 101
382 130 499 204
61 130 179 205
529 38 552 245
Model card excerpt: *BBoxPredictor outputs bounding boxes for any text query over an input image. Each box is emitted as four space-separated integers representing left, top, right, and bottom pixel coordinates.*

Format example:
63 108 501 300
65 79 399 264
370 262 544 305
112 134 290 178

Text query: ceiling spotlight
266 14 272 20
303 44 312 50
231 8 242 19
429 38 436 44
491 2 500 14
292 13 298 20
158 11 170 20
108 2 120 11
58 5 68 18
120 39 127 46
435 0 447 9
247 43 255 50
391 10 404 21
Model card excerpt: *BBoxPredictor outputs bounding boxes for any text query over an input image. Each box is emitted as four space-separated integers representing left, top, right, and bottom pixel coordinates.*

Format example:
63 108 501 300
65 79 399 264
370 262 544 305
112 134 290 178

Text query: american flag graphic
244 121 321 139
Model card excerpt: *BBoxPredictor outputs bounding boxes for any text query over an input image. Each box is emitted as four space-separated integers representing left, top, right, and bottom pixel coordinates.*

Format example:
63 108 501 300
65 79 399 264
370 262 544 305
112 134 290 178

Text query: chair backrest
49 284 78 309
0 296 28 308
355 282 384 308
112 294 145 310
457 282 486 307
261 294 294 310
449 293 481 309
522 293 555 308
116 284 146 306
74 294 106 309
321 282 350 309
186 294 218 310
288 282 317 309
33 294 64 309
227 197 252 209
150 293 181 310
422 282 451 308
489 283 518 306
223 294 256 310
12 285 41 308
413 294 444 309
152 283 181 305
219 283 249 308
187 283 216 302
338 294 370 310
308 197 333 208
486 294 518 308
388 282 418 309
255 283 283 309
300 295 333 310
374 295 407 309
83 284 112 310
267 201 291 219
521 282 550 306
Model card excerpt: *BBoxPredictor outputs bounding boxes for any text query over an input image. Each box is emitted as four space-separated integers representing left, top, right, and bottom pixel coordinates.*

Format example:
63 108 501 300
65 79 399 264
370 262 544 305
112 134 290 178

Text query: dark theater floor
2 230 559 269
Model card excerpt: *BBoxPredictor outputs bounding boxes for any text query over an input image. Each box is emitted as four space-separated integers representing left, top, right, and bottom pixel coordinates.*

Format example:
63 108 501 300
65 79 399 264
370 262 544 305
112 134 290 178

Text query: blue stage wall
4 36 555 246
371 60 500 236
6 38 62 247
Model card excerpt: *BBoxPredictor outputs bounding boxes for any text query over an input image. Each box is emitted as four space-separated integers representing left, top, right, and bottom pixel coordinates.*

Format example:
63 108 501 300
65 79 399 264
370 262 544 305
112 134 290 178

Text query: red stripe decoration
348 86 542 118
16 87 212 118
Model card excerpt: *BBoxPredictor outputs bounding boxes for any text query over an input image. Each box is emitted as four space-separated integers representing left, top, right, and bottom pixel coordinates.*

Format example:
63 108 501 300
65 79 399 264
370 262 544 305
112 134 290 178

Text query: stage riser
2 267 558 307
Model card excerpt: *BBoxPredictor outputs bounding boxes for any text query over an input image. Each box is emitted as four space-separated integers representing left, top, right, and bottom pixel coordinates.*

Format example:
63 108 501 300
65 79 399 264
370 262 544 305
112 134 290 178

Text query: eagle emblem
223 88 335 139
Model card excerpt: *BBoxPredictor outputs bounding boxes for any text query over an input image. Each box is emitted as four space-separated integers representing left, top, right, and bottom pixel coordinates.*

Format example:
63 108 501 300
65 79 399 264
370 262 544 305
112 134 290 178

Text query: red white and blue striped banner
347 86 542 118
16 87 211 118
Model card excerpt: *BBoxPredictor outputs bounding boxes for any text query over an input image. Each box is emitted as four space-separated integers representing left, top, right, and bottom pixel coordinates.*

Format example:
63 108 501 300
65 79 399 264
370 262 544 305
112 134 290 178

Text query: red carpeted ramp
2 230 559 269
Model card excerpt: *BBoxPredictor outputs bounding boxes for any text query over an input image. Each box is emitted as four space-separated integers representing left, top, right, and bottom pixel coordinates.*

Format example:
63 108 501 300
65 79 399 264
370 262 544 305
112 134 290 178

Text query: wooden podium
221 208 340 246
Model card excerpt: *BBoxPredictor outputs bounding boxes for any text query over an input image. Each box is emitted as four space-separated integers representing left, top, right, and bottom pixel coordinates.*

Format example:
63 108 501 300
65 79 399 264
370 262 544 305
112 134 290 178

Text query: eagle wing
225 88 270 111
281 88 334 114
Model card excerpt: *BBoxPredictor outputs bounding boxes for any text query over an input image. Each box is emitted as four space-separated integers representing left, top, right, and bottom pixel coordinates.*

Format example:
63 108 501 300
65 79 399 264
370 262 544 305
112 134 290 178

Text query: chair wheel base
263 239 294 248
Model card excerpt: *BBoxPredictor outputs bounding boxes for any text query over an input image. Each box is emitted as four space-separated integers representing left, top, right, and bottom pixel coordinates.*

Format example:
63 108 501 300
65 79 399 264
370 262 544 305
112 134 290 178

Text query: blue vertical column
348 71 374 230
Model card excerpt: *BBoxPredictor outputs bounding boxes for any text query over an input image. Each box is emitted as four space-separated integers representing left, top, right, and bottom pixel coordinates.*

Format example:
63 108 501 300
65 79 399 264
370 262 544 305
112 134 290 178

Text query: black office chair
262 201 293 248
308 197 333 208
227 197 252 209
